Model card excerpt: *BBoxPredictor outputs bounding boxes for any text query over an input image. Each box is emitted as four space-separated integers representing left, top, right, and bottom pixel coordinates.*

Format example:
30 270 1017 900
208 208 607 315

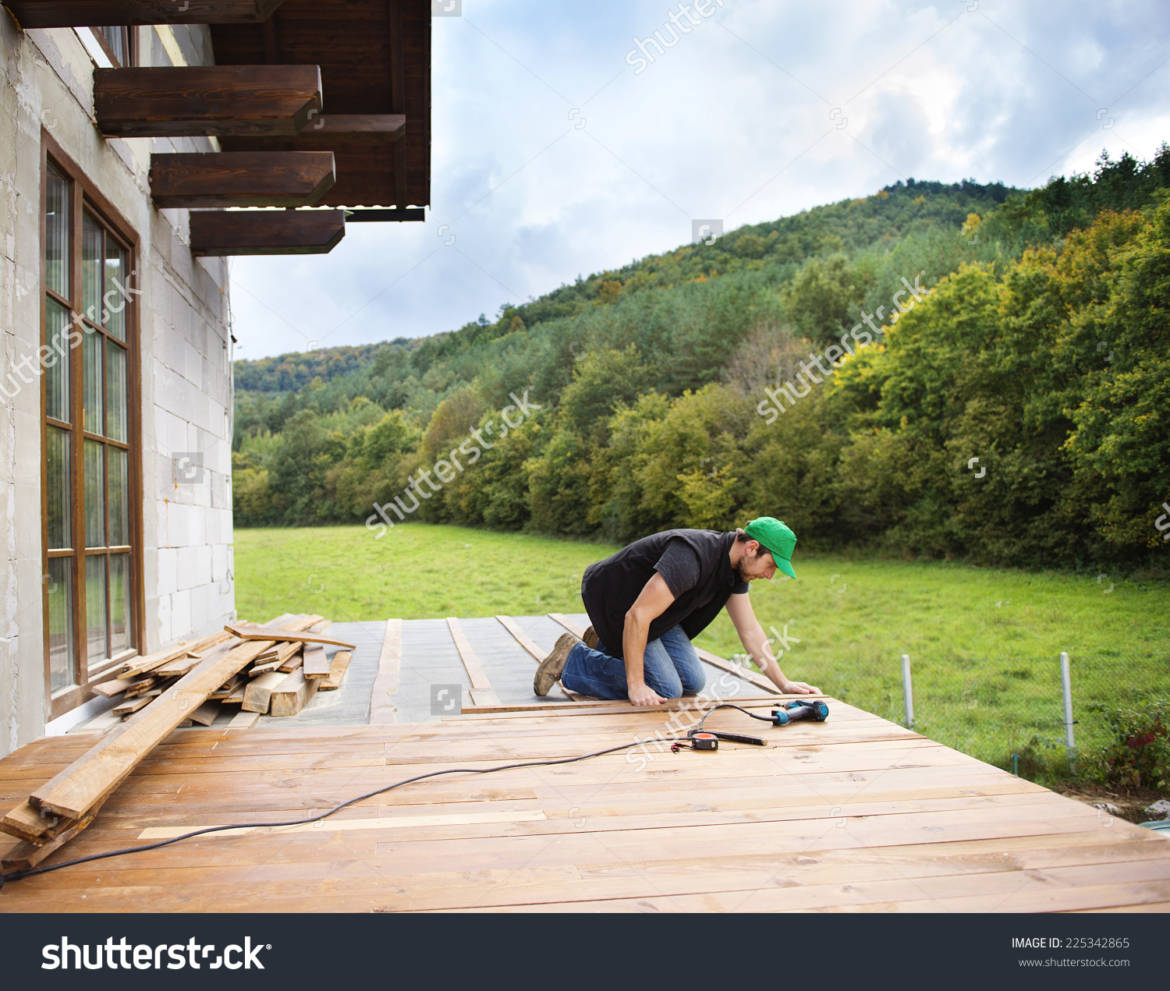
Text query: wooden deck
2 696 1169 912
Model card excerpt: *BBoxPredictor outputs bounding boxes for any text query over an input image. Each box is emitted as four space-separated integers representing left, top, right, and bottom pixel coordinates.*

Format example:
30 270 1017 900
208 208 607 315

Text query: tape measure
690 732 718 751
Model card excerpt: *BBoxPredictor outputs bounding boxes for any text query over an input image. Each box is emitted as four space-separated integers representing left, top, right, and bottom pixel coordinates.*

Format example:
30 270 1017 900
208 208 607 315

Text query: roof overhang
211 0 431 212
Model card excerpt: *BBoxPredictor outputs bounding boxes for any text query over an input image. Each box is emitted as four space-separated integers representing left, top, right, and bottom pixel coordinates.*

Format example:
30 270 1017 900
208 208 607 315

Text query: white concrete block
156 547 178 596
193 544 212 587
12 408 39 485
170 589 191 640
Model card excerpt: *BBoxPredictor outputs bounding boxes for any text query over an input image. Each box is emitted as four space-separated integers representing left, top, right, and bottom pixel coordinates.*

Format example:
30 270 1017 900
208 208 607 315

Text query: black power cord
0 734 692 888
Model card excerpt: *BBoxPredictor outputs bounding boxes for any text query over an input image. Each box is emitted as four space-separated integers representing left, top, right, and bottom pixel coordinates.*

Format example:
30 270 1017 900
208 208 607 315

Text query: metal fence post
901 653 914 729
1060 651 1076 770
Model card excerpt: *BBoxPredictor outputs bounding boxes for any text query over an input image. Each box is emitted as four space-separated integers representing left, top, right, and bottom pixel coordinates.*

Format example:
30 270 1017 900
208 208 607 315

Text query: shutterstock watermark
364 390 540 538
626 0 726 74
1154 501 1170 543
42 936 269 971
0 273 142 402
756 273 933 424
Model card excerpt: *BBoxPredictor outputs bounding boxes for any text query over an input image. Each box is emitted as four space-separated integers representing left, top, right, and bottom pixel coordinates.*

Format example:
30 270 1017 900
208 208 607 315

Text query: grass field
235 523 1170 785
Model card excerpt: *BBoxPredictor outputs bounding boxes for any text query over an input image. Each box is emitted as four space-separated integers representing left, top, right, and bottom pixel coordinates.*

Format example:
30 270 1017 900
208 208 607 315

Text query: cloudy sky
227 0 1170 361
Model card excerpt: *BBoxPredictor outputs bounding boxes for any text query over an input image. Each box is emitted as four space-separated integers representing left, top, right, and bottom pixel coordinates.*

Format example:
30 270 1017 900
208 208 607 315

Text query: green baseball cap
744 517 797 579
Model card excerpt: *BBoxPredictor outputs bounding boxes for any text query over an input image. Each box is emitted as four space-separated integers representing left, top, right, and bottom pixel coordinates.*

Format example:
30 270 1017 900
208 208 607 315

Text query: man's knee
645 674 684 699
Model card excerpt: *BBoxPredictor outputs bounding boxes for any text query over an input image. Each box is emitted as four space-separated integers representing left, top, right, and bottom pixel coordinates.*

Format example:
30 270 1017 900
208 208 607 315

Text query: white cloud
228 0 1170 359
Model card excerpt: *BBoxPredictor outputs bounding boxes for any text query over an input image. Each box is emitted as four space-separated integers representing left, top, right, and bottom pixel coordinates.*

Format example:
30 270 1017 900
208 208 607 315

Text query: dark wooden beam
94 65 322 138
220 115 405 151
189 209 345 256
386 0 408 209
301 114 406 142
150 151 335 208
3 0 286 27
345 208 424 222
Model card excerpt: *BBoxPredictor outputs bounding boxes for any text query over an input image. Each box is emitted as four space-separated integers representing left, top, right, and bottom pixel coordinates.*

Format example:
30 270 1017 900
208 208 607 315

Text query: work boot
534 633 576 696
582 625 599 649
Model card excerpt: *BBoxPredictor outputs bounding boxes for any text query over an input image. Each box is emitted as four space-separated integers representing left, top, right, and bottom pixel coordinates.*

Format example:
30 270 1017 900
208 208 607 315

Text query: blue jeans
561 625 707 700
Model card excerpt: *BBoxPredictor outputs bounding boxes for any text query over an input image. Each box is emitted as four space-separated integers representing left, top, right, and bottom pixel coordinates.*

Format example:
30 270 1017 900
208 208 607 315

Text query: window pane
107 446 128 546
85 554 108 667
45 167 71 298
47 426 71 550
105 241 128 341
109 554 131 654
82 212 102 321
44 298 72 423
105 340 127 442
98 26 128 66
84 440 105 547
83 326 103 433
48 558 75 693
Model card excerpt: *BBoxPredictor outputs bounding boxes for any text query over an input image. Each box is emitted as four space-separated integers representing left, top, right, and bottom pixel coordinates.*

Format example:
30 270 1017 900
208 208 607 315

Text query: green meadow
235 523 1169 784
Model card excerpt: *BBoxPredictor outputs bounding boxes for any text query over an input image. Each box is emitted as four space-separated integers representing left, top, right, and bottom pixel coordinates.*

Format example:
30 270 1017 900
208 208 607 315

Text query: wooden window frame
40 130 145 720
90 26 137 68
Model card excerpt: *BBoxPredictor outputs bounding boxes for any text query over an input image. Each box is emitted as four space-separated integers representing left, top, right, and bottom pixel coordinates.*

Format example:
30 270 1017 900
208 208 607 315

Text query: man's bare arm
724 593 820 695
623 573 677 707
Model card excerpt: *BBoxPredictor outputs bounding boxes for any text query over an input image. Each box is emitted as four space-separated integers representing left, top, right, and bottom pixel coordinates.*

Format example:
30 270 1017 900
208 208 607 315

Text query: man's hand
628 682 666 707
780 680 821 695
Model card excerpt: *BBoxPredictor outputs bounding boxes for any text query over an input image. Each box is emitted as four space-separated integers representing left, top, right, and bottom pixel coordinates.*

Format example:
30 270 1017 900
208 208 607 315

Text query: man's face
738 541 777 581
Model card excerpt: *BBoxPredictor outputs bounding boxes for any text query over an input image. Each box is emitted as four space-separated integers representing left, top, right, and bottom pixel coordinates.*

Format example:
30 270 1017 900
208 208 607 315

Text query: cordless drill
771 699 829 725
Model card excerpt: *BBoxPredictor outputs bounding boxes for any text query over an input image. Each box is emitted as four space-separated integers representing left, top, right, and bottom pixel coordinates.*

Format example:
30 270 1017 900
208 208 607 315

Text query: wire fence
728 644 1166 789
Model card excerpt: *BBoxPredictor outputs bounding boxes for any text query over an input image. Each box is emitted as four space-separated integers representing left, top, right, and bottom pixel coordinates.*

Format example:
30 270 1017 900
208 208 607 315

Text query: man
534 517 821 706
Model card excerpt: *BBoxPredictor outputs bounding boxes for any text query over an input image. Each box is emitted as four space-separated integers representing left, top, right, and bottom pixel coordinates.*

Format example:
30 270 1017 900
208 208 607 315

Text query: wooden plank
150 151 336 208
693 646 781 695
118 632 233 679
546 612 587 638
26 619 316 821
138 809 545 841
277 647 304 673
447 617 502 707
268 671 320 718
94 65 322 138
190 210 345 256
318 650 352 691
224 623 355 649
153 654 204 678
0 800 64 844
91 676 138 698
0 801 105 871
496 615 578 702
494 615 547 663
228 710 260 730
122 676 161 698
302 645 331 678
242 670 288 714
208 676 242 700
4 1 287 28
113 691 160 717
188 703 222 727
369 619 401 725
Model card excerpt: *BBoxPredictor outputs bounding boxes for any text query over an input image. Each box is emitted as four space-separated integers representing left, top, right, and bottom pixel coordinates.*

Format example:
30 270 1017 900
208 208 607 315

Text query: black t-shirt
580 529 749 658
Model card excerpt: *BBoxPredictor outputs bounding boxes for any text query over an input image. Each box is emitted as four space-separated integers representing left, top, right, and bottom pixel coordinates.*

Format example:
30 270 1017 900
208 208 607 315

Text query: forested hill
234 177 1011 395
233 148 1170 571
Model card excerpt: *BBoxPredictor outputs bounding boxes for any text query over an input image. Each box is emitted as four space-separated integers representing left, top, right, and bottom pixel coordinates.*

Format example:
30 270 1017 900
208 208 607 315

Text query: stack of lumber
0 613 354 870
89 613 355 724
